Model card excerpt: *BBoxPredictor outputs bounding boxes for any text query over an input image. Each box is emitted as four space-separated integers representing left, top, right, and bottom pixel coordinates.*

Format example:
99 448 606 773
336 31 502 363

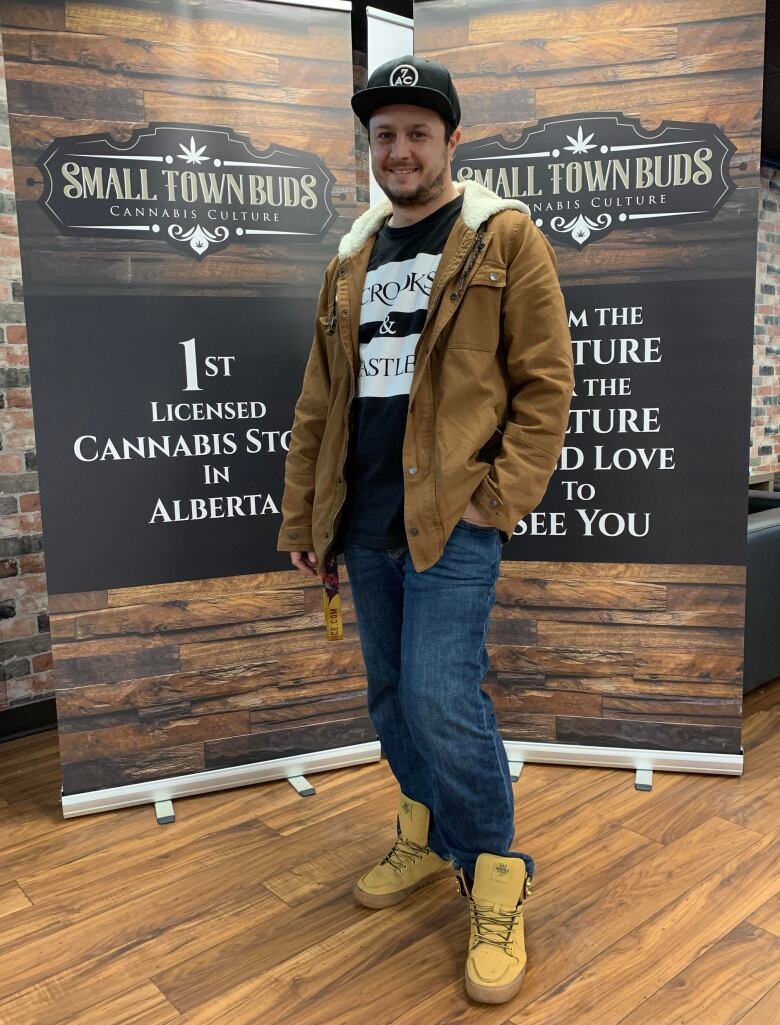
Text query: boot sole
465 964 526 1004
352 864 452 908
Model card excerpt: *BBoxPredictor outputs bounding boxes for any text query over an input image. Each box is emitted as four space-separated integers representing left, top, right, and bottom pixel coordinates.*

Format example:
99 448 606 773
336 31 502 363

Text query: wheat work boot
353 794 452 908
456 852 533 1004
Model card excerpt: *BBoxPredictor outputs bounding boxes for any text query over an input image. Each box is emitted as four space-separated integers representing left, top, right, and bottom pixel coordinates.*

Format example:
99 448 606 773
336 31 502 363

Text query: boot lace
468 900 525 955
380 835 430 875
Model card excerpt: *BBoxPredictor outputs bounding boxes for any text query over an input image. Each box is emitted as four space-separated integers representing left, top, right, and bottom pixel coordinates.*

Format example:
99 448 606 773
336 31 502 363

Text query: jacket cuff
277 526 314 551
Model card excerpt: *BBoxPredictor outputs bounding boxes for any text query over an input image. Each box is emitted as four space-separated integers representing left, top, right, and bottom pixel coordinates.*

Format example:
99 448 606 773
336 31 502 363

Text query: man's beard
379 157 449 207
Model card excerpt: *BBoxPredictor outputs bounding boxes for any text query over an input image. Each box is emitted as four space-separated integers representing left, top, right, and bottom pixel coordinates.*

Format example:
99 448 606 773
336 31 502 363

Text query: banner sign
38 122 336 258
453 111 736 247
416 0 764 761
2 0 373 803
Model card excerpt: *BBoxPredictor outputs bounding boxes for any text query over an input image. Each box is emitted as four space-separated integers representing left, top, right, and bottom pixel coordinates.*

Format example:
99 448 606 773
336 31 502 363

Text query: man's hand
460 500 494 527
290 551 319 576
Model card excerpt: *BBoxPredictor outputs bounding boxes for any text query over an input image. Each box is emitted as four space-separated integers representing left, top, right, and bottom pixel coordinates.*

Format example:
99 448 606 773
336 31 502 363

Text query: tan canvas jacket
276 178 574 572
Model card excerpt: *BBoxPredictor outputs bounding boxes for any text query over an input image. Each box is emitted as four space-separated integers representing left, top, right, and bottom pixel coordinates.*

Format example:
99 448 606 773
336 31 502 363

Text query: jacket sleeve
470 216 574 532
276 263 335 553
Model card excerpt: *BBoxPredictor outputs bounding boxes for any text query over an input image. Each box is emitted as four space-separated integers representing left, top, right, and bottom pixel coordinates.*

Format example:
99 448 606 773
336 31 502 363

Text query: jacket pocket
445 264 507 350
476 424 503 465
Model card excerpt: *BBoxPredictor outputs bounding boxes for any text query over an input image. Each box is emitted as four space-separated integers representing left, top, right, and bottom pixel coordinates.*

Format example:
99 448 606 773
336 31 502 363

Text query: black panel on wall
0 700 57 743
763 0 780 166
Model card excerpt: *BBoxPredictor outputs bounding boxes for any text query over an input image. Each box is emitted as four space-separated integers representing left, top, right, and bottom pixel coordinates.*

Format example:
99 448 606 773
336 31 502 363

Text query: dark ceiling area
353 0 780 167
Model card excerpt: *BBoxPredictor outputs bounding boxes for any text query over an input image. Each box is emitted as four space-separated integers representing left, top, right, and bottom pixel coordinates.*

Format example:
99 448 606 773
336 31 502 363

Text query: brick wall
752 163 780 477
0 42 53 713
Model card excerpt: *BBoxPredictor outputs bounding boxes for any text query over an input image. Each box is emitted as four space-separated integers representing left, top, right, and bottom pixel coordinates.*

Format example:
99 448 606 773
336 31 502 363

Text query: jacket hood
337 179 532 262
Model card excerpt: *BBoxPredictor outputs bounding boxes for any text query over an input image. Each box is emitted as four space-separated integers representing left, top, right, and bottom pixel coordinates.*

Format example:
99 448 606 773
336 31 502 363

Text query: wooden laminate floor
0 680 778 1025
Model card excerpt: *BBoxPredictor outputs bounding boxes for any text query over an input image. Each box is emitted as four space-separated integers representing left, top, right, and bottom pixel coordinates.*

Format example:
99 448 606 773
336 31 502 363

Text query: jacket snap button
489 499 498 508
408 465 417 475
410 527 419 536
324 531 329 538
489 272 499 281
289 531 298 539
449 291 458 301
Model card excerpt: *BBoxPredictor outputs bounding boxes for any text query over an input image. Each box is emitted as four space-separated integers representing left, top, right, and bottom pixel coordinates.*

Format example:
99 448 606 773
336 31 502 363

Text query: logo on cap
390 64 418 87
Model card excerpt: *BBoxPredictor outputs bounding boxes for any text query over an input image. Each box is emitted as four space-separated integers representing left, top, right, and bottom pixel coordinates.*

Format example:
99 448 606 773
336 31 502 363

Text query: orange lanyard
321 551 343 640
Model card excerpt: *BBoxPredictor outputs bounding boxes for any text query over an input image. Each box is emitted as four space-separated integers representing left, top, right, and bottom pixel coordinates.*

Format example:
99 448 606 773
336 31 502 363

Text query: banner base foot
155 799 175 824
634 768 654 791
287 775 316 797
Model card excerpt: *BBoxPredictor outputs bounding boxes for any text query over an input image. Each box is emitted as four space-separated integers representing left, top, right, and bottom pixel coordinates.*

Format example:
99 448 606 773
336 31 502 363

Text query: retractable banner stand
1 0 377 815
416 0 766 776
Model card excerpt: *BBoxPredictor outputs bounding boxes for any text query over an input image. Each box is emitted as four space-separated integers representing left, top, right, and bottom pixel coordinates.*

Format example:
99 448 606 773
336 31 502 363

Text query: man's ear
448 126 462 159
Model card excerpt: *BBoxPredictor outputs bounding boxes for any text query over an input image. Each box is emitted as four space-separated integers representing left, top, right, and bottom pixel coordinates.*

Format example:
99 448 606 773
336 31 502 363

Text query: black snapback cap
351 54 461 130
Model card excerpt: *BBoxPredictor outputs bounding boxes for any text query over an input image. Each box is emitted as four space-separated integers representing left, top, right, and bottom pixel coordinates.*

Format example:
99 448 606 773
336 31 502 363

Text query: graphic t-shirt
335 193 464 550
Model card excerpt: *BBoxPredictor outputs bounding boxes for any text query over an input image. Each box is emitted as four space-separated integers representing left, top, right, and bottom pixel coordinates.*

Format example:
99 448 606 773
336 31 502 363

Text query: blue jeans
342 519 535 883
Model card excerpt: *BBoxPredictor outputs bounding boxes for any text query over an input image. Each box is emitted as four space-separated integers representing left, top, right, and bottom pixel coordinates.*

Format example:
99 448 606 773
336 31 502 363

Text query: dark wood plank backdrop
48 571 372 793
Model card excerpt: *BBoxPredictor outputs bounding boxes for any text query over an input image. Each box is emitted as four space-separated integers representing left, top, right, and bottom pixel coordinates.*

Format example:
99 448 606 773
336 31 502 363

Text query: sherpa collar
336 179 532 262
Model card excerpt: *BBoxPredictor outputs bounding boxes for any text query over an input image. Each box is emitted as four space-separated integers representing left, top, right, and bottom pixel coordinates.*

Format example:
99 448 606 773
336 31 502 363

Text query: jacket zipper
324 267 354 555
453 227 487 298
416 226 487 354
413 226 488 534
406 225 489 415
326 272 339 334
326 371 355 554
323 224 488 554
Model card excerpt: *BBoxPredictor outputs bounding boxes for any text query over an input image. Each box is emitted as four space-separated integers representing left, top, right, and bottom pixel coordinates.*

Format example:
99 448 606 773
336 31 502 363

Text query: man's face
368 105 461 207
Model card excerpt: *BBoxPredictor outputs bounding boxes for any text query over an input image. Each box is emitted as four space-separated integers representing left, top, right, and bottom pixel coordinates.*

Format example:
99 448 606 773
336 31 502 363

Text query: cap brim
351 86 457 128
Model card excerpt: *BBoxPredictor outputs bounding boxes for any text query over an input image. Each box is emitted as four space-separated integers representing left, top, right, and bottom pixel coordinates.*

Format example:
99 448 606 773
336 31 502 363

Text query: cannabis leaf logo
563 125 597 155
168 223 228 258
177 136 208 165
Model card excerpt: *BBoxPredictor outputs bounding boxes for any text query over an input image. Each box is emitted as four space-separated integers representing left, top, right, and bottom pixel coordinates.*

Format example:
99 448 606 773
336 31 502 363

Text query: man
277 54 574 1004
